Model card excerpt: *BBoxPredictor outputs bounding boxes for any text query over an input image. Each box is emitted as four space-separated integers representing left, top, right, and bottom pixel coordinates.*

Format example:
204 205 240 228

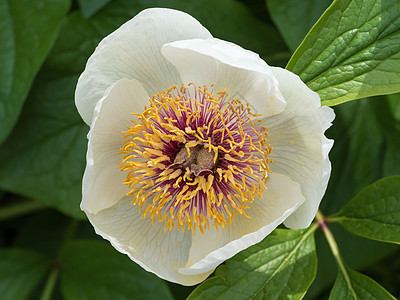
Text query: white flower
75 8 334 286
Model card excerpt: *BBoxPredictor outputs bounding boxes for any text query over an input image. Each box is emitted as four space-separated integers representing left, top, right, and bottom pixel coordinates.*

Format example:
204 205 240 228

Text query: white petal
179 173 304 275
264 67 335 229
86 196 212 286
75 8 212 125
161 38 286 116
81 78 149 214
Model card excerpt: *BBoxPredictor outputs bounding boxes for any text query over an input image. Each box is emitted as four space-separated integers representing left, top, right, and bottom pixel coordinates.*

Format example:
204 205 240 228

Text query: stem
325 216 343 223
0 200 46 221
39 266 59 300
39 219 79 300
57 219 79 256
315 211 346 271
316 211 357 297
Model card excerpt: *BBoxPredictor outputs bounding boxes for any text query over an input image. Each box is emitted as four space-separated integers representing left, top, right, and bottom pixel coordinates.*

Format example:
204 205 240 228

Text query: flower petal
264 67 335 229
75 8 212 125
161 38 286 116
86 196 212 286
179 173 304 275
81 78 149 214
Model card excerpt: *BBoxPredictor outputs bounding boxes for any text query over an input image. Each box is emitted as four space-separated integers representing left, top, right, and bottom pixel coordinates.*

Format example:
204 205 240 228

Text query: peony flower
75 8 334 286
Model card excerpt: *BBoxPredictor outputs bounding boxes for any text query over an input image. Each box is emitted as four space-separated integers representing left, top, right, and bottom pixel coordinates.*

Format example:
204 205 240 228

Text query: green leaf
306 224 398 299
14 211 72 257
188 228 317 300
322 97 400 215
387 92 400 122
0 74 88 218
0 248 51 300
329 266 396 299
77 0 111 18
46 0 286 74
60 240 173 300
378 93 400 177
308 97 400 299
0 0 70 144
333 176 400 244
286 0 400 106
266 0 332 52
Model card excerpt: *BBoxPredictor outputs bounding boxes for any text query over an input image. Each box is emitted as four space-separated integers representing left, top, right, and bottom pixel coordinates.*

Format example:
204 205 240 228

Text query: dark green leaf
0 74 87 218
308 96 400 299
286 0 400 106
14 211 71 256
321 97 400 216
334 176 400 244
60 240 173 300
77 0 111 18
387 93 400 122
380 93 400 177
329 266 396 299
0 0 70 144
14 211 102 257
306 224 398 299
266 0 332 51
0 248 51 300
188 228 317 300
46 0 286 74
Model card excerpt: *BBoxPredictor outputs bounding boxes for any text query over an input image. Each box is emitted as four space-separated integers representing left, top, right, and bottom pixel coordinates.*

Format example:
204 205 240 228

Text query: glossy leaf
0 248 50 300
330 266 396 299
286 0 400 106
188 228 317 300
0 0 70 144
0 74 87 218
334 176 400 244
60 240 173 300
266 0 332 51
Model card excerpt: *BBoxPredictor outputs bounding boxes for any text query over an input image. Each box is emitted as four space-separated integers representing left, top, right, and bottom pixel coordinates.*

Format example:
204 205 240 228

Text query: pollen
118 83 272 235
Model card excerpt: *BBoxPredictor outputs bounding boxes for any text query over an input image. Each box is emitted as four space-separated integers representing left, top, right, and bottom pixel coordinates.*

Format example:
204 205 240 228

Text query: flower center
172 144 216 176
119 83 271 235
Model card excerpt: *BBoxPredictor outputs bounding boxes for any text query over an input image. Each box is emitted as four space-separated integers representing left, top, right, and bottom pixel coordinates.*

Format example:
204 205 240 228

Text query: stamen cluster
119 83 271 234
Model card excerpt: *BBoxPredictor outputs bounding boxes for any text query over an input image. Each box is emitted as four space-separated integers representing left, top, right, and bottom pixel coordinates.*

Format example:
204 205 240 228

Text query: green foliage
60 240 174 300
334 176 400 244
0 0 70 144
286 0 400 106
47 0 286 75
0 248 51 300
266 0 332 51
0 74 87 218
330 266 396 299
14 211 72 257
322 97 400 215
77 0 111 18
307 95 400 298
308 224 398 299
188 228 317 300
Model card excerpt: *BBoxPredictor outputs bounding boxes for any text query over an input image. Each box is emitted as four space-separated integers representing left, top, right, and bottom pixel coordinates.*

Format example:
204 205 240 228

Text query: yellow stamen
118 84 271 235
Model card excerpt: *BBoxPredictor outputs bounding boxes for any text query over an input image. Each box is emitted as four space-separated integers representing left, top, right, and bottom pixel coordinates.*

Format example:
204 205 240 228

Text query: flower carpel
173 144 216 176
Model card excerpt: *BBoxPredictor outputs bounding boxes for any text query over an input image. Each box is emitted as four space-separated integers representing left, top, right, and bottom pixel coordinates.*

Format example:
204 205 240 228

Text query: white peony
75 8 334 286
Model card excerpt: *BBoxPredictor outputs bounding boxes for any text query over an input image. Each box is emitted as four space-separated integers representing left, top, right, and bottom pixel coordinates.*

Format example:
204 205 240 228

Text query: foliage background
0 0 399 299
